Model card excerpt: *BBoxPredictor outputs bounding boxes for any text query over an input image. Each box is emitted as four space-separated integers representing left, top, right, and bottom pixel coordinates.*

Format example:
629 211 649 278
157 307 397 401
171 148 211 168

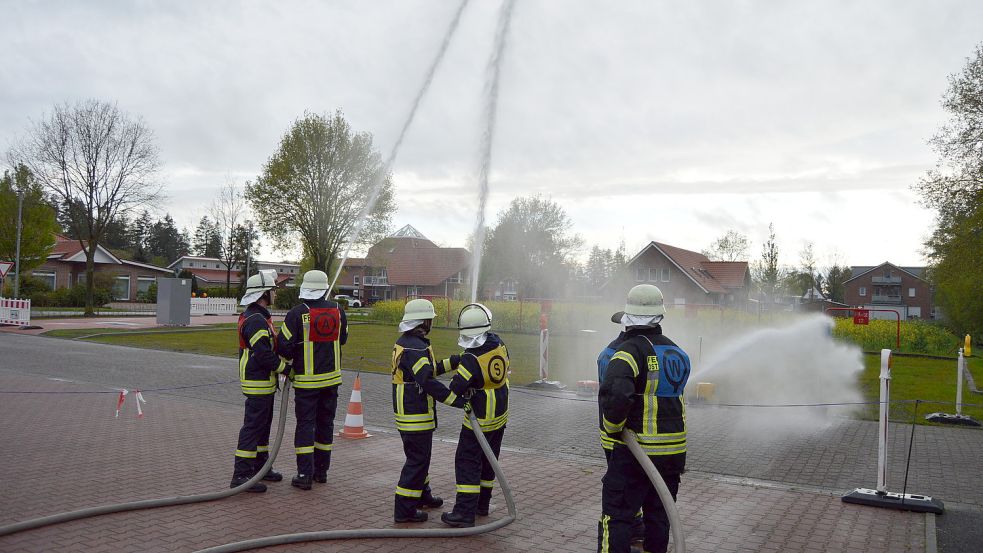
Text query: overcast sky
3 0 981 268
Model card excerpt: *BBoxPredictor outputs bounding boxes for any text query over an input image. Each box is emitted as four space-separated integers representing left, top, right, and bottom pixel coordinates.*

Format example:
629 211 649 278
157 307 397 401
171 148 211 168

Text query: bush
137 282 158 302
274 286 301 310
833 318 960 356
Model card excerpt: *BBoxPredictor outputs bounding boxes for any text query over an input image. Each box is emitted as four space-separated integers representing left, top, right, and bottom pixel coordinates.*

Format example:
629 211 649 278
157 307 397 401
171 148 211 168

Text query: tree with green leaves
0 164 60 283
246 111 395 275
701 229 750 261
145 214 190 266
193 215 222 258
480 195 582 299
752 223 782 300
8 100 162 315
821 264 852 304
915 43 983 337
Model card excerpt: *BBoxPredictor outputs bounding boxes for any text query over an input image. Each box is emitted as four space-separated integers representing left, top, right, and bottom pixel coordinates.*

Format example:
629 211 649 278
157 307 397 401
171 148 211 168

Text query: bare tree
210 181 255 295
8 99 161 315
701 229 750 261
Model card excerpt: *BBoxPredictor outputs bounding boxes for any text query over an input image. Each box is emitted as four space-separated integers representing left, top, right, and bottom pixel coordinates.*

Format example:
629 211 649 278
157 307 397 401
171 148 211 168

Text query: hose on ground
623 430 686 553
0 380 293 538
194 409 518 553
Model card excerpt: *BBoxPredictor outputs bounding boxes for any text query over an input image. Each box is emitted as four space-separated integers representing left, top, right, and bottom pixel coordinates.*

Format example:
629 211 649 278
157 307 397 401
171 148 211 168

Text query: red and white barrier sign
0 297 31 326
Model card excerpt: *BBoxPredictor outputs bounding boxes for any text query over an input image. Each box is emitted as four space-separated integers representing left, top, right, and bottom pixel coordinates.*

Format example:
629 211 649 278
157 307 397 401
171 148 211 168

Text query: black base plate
842 488 944 514
925 412 981 427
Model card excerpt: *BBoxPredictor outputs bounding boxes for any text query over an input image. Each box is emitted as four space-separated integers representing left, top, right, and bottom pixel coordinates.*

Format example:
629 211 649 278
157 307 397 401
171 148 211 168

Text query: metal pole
14 190 23 298
956 349 964 416
877 349 891 493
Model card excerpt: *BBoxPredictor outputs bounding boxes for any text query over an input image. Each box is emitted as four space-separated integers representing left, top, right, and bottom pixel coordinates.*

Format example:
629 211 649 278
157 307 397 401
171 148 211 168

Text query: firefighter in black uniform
598 284 691 553
276 270 348 490
230 270 287 492
440 303 510 528
391 298 465 523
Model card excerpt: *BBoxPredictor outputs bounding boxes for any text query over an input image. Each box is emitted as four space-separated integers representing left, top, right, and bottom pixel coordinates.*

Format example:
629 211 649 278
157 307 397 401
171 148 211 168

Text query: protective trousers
293 386 339 476
394 430 436 518
598 445 681 553
452 425 504 520
233 394 276 479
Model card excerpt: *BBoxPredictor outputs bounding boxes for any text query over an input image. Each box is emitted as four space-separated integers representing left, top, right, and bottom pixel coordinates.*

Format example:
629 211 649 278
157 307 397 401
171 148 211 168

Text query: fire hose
623 430 686 553
0 380 295 538
194 408 518 552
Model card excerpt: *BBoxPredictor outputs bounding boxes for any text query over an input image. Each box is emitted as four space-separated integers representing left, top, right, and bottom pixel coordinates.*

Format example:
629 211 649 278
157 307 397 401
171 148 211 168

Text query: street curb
925 512 937 553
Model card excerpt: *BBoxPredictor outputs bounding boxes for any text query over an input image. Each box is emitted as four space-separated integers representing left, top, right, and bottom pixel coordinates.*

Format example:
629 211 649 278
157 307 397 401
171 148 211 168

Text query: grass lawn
858 353 983 425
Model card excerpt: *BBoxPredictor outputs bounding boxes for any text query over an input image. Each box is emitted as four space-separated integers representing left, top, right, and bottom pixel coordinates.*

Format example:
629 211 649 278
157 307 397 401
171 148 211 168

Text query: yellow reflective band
314 442 333 451
395 486 423 498
602 415 625 434
249 329 270 346
480 479 495 488
638 443 687 455
395 383 405 414
600 514 611 553
235 449 257 458
395 412 435 422
412 357 431 375
458 367 473 381
396 421 437 432
486 389 496 420
280 322 292 340
443 391 458 406
456 484 481 494
424 474 431 485
295 446 315 455
637 431 687 442
611 351 639 376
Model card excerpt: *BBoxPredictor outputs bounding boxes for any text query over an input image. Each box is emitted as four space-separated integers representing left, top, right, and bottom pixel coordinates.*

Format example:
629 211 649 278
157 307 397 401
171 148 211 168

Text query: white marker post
956 349 964 417
842 349 944 513
529 311 564 390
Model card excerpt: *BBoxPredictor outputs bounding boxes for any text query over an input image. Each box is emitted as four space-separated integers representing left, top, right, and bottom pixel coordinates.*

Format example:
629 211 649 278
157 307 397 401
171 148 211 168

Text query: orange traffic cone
338 374 371 439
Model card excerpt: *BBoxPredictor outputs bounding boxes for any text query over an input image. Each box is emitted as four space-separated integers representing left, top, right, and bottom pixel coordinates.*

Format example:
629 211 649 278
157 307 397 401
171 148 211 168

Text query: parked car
333 294 362 308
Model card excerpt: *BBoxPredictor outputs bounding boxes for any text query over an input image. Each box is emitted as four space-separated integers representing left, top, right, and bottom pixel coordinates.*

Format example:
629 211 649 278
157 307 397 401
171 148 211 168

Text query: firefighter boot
394 510 428 523
313 472 327 483
291 474 313 490
440 511 475 528
420 490 443 509
261 468 283 482
230 478 267 493
477 488 492 516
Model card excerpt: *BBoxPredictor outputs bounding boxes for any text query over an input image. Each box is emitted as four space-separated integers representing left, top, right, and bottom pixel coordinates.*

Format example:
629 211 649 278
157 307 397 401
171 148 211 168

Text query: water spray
470 0 516 302
328 0 471 294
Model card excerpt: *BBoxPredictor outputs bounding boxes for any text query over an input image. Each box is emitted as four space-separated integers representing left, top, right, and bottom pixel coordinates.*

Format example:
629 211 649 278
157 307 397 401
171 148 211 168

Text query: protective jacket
597 331 628 452
276 299 348 389
391 331 463 432
237 303 286 395
449 332 510 432
598 325 691 474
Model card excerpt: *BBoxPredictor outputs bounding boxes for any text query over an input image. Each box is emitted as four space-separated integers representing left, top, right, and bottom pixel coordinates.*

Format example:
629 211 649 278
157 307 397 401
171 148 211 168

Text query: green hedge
832 318 960 356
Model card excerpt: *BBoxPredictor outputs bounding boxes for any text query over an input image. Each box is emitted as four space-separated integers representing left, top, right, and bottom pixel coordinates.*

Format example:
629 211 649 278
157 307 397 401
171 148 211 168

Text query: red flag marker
115 389 129 418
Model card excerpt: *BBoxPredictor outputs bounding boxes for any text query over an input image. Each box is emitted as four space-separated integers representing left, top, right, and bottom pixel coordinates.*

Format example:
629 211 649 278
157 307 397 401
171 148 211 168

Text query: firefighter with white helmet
230 270 287 492
276 270 348 490
440 303 510 528
597 284 691 553
391 298 465 523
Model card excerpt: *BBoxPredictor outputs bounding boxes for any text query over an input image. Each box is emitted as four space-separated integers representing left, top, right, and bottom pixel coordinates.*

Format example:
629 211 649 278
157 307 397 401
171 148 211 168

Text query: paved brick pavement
0 371 927 552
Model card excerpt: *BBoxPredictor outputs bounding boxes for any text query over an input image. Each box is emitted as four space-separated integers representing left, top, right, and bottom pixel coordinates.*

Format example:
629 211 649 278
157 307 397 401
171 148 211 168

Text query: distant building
167 256 299 288
31 235 172 301
610 241 751 309
843 262 936 320
334 225 470 303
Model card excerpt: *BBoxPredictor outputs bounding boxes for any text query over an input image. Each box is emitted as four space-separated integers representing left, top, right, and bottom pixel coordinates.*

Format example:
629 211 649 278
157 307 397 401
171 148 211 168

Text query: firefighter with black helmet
597 284 691 553
391 298 465 523
230 270 287 492
440 303 510 528
276 270 348 490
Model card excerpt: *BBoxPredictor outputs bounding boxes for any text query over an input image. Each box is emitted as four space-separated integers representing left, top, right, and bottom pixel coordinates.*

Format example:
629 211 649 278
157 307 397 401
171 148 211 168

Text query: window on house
859 287 867 297
32 271 56 290
662 268 670 282
113 276 131 300
215 264 220 269
77 273 86 285
354 275 360 286
137 277 156 295
635 268 647 282
407 286 421 297
909 288 916 298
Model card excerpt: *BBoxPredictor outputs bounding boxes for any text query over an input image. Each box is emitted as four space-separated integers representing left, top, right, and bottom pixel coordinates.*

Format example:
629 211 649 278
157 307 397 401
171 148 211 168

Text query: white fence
190 297 238 316
0 297 31 326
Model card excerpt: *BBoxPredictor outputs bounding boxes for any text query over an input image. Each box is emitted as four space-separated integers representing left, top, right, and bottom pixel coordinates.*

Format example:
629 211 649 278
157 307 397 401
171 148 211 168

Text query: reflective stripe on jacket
450 333 510 432
277 299 348 389
238 304 283 395
391 332 459 432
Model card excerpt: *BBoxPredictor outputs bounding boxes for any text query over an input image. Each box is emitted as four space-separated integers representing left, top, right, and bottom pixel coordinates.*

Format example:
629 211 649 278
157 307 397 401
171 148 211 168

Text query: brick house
843 262 936 320
610 241 751 309
31 235 173 301
334 225 470 303
166 256 299 289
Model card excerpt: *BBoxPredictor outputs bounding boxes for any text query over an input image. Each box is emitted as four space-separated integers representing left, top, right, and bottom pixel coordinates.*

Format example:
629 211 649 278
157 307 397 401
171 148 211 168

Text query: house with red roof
843 262 936 320
613 241 751 309
334 225 470 303
31 235 173 301
166 256 299 289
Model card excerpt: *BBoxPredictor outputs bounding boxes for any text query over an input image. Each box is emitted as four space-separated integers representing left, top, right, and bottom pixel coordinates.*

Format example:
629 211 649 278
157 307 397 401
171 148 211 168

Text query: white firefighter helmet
611 284 666 325
458 303 492 338
401 298 436 322
240 270 279 306
299 270 329 300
